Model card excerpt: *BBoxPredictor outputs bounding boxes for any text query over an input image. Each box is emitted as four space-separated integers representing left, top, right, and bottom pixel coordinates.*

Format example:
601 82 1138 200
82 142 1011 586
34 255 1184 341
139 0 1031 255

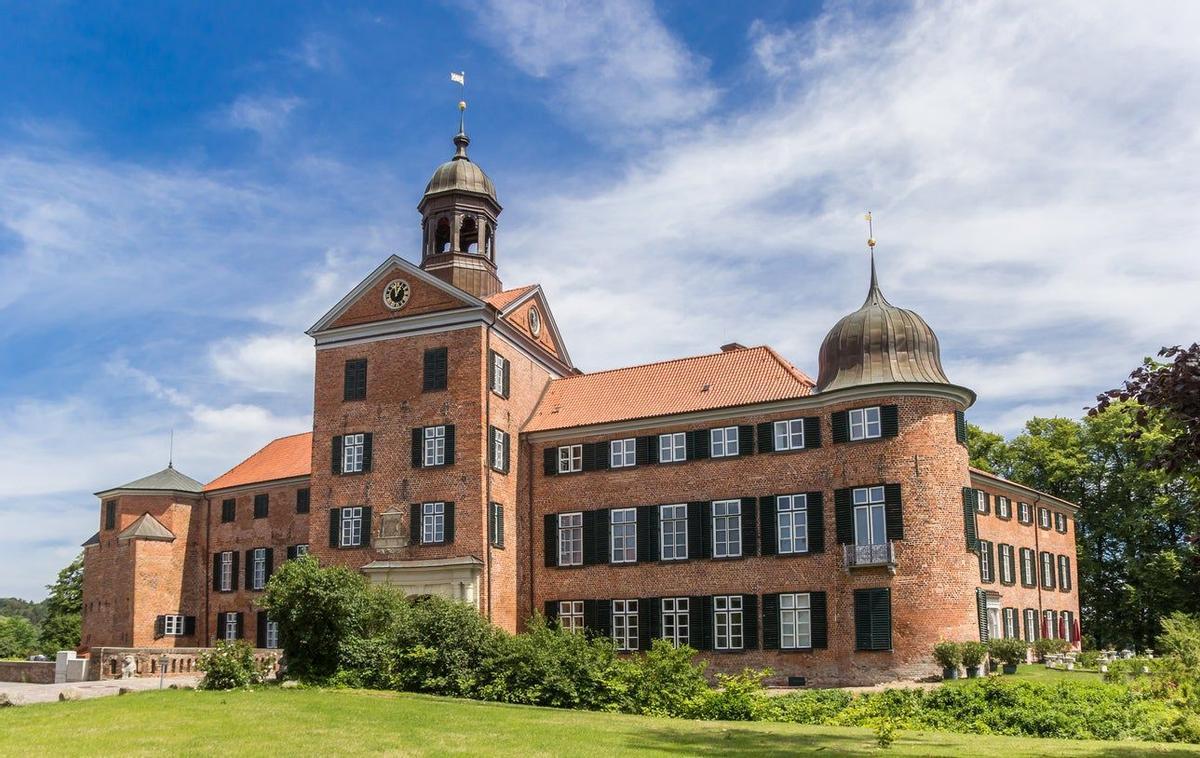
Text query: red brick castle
80 120 1081 684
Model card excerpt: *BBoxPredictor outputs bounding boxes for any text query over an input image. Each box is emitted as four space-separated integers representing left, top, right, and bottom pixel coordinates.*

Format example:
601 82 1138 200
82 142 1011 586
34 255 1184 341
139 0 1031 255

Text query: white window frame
1058 555 1070 589
252 547 267 590
163 614 184 636
1000 544 1014 584
661 597 689 647
776 494 809 555
295 544 309 557
849 406 882 441
340 506 363 548
1055 512 1067 533
1039 507 1051 528
1018 502 1032 524
491 352 506 395
773 419 805 451
558 512 583 566
710 427 739 458
979 540 993 582
711 499 742 558
422 502 445 544
659 432 686 463
1025 608 1038 641
852 486 887 547
219 551 233 592
342 432 365 473
1003 608 1018 639
610 508 637 563
609 438 636 468
265 620 279 649
423 426 446 467
659 504 688 560
558 444 582 473
997 497 1011 519
223 612 237 642
1041 552 1055 588
780 593 812 650
559 600 584 633
491 427 507 471
1043 609 1056 639
612 599 639 652
1021 548 1035 585
714 595 743 650
975 489 988 514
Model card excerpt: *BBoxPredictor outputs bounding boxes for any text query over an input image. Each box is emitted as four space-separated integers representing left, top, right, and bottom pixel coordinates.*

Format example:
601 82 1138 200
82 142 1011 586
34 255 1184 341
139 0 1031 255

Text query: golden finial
458 100 466 112
864 211 876 248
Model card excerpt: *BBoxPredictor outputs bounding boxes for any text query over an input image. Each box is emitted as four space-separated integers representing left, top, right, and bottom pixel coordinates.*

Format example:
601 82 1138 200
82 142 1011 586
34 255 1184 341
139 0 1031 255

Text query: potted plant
988 638 1028 675
961 641 988 678
933 641 962 680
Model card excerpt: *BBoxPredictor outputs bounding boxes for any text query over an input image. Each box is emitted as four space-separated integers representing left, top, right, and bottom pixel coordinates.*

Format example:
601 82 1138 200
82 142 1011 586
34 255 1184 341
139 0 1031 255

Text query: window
999 544 1015 584
558 513 583 566
558 444 582 473
491 427 508 472
423 426 446 467
776 494 809 554
265 621 279 649
659 432 686 463
986 597 1002 641
423 347 448 392
252 548 267 590
422 502 446 544
1021 548 1035 586
660 504 688 560
714 595 744 650
854 587 892 651
104 500 117 530
662 598 689 647
612 599 639 651
343 358 367 401
773 419 805 451
558 600 584 633
490 352 507 396
996 497 1011 519
979 539 994 582
712 500 742 558
1061 610 1075 642
489 503 504 548
1024 608 1039 642
1043 609 1057 639
1003 607 1018 639
221 498 236 523
610 508 637 563
340 506 364 548
343 433 366 473
163 614 184 636
1054 512 1068 533
1038 507 1051 529
610 438 636 468
219 551 233 592
710 426 739 458
294 544 309 558
1018 501 1032 524
975 489 988 514
296 488 310 514
852 486 886 547
224 612 238 642
849 407 882 441
1040 552 1056 589
1058 555 1072 590
780 593 812 649
253 493 269 519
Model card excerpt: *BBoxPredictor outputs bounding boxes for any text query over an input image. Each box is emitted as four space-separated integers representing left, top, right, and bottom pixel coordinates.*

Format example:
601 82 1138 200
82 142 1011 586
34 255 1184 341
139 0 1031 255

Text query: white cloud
471 0 718 137
225 94 304 138
210 333 314 394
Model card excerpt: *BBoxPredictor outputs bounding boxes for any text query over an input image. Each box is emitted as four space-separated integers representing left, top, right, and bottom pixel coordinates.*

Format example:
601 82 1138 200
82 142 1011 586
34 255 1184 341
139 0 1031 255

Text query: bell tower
418 101 503 298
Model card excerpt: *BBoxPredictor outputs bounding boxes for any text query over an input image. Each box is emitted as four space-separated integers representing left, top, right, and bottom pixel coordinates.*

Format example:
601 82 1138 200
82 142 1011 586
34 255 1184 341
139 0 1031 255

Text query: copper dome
422 132 497 202
816 256 951 392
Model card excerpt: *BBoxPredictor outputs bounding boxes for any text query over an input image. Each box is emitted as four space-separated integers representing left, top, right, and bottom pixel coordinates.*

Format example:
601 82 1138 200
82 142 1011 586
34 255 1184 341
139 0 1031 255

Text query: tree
0 616 39 659
966 423 1009 473
39 552 83 654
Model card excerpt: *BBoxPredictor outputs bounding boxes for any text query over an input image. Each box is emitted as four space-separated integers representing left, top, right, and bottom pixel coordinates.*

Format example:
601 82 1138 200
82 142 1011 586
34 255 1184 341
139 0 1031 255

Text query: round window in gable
529 306 542 337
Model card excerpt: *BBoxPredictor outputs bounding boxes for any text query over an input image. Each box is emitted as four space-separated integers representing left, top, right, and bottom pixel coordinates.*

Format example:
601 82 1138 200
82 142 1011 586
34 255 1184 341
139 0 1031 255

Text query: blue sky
1 1 1197 600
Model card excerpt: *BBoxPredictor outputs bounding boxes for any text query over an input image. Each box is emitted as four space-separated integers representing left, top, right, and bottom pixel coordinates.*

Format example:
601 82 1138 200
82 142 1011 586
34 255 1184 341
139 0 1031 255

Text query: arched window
460 216 479 254
435 217 452 253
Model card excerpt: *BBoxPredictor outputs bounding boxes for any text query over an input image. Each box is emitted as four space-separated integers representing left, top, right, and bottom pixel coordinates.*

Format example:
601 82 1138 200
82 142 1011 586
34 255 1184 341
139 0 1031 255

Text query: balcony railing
844 541 897 573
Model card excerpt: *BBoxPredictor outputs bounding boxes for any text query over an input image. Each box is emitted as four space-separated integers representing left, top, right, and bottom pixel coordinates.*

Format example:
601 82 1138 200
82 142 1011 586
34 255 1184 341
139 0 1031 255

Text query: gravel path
0 675 202 705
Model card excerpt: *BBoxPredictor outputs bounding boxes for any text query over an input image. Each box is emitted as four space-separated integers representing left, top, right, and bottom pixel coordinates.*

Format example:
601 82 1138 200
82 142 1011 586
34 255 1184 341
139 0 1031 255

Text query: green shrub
988 638 1028 666
687 668 770 721
1076 650 1101 669
197 641 270 690
617 639 710 716
1032 637 1070 661
1158 612 1200 672
960 641 988 668
759 688 853 724
932 641 961 669
392 595 506 697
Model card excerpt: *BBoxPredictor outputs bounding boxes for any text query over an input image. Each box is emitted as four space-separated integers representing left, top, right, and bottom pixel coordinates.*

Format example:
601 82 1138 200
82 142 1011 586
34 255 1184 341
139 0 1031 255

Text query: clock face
382 279 411 311
528 306 542 337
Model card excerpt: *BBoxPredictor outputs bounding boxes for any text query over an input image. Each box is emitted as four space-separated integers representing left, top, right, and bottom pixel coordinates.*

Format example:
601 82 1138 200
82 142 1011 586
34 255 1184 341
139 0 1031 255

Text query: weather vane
864 211 876 249
451 71 466 132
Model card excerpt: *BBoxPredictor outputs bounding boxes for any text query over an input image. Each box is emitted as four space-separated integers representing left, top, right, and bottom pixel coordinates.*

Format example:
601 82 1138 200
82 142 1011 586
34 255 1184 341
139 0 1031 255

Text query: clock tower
418 108 503 298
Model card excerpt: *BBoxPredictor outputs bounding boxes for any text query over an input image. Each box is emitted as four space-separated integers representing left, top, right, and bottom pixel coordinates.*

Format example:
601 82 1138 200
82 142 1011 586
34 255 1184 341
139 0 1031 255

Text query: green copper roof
99 465 203 495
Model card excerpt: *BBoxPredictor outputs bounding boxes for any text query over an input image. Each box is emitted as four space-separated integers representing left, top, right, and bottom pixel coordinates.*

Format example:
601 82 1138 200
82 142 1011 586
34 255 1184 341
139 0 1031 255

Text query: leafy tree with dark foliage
38 552 83 654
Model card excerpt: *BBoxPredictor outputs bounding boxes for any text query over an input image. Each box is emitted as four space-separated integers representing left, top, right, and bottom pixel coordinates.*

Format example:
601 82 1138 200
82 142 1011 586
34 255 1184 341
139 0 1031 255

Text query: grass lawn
944 663 1103 685
2 687 1198 757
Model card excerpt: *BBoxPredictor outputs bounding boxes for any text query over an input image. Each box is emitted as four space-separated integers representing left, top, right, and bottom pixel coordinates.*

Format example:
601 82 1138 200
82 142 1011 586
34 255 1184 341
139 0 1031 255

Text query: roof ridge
762 345 815 385
552 345 779 383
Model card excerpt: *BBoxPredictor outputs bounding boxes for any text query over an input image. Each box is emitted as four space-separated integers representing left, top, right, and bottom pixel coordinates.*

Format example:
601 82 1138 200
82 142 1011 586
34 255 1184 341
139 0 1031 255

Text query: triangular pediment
489 285 572 367
118 513 175 543
308 255 486 335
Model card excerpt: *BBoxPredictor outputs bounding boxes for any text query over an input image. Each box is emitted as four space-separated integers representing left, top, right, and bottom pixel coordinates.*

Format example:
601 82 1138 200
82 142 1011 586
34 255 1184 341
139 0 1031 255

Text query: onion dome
816 254 951 392
422 131 497 202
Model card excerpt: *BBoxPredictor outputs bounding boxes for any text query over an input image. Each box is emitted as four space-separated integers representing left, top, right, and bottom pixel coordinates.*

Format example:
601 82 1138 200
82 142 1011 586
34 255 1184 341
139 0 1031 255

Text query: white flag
450 71 465 85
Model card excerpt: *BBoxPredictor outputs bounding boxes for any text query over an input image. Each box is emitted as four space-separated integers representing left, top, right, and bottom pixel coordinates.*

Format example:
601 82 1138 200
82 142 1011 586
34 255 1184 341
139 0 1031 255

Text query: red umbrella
1059 615 1068 640
1042 615 1050 639
1072 618 1081 644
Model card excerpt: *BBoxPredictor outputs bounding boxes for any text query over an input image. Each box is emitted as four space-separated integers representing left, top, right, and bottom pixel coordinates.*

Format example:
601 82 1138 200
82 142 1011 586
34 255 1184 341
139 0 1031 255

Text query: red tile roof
525 346 814 432
205 432 312 491
485 284 537 311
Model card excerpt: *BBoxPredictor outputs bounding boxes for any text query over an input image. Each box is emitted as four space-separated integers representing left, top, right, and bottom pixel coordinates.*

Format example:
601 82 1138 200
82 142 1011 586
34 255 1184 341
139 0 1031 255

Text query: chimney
720 342 747 352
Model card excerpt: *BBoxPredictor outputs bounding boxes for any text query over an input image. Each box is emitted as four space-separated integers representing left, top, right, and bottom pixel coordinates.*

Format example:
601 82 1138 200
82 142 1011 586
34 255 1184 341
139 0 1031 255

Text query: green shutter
976 588 989 642
834 488 854 544
831 411 849 443
955 410 967 444
962 487 978 550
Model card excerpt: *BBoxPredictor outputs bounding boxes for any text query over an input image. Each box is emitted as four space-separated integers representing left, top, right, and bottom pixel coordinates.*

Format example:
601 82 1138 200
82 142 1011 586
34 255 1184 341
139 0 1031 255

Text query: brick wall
0 661 55 684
